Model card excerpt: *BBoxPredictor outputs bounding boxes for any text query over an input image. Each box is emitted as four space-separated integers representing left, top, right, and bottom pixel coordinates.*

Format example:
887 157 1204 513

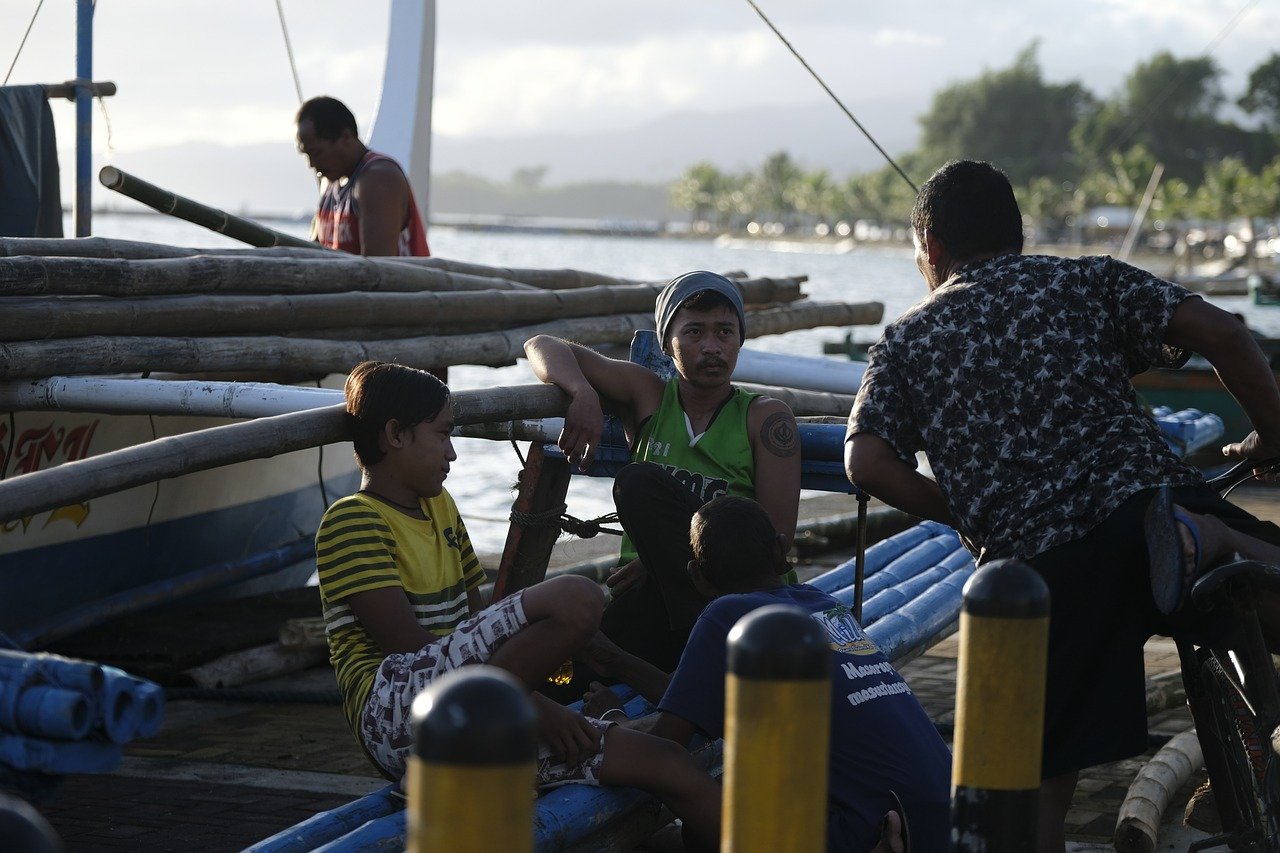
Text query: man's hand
532 694 600 766
583 681 625 718
1223 431 1280 481
606 559 646 595
559 388 604 472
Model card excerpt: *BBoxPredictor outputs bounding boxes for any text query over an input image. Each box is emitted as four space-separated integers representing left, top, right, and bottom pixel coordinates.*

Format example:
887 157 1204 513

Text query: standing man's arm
747 398 801 544
524 335 665 470
352 161 410 257
845 433 957 526
1164 297 1280 459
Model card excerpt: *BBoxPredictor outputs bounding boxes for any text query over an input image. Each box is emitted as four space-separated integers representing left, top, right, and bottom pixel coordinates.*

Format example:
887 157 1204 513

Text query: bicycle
1160 457 1280 852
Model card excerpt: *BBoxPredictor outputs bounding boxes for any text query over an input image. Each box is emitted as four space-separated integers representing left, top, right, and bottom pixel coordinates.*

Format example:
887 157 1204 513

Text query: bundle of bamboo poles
0 235 883 379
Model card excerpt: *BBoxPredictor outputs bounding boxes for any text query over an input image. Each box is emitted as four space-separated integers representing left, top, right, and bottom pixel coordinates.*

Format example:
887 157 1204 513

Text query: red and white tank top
311 150 430 256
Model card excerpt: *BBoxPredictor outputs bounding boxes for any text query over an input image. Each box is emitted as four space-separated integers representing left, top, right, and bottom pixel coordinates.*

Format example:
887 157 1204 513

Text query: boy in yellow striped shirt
316 362 721 847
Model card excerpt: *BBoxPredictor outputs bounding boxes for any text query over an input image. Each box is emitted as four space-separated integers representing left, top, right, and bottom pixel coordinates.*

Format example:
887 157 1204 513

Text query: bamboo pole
99 166 321 250
181 643 328 689
0 301 881 379
1113 727 1202 853
735 383 855 417
41 80 117 100
0 279 805 341
1144 669 1187 716
405 258 797 293
0 236 335 260
0 254 540 297
0 384 570 524
0 237 807 297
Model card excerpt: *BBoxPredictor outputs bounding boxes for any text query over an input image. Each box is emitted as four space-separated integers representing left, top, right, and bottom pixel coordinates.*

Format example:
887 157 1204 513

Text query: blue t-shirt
659 585 952 852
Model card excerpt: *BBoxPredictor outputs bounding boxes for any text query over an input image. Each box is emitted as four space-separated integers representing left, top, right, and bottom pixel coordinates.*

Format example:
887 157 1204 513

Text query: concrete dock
30 487 1280 851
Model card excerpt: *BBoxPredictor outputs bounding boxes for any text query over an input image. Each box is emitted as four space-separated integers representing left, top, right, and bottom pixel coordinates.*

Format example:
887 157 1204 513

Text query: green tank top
618 379 759 564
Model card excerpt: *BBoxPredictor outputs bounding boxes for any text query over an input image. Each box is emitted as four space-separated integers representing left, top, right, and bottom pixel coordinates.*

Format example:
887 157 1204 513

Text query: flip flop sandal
1144 485 1202 616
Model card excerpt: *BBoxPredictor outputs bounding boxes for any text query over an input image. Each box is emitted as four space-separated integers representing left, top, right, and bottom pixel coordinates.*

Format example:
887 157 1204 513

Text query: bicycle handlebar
1206 456 1280 495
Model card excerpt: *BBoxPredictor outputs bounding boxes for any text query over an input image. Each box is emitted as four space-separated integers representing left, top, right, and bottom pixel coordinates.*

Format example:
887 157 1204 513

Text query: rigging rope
3 0 45 86
743 0 917 193
97 96 114 156
275 0 306 105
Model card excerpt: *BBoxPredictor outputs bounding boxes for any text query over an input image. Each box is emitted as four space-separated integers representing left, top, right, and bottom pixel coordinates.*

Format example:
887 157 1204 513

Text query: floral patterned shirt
848 253 1203 562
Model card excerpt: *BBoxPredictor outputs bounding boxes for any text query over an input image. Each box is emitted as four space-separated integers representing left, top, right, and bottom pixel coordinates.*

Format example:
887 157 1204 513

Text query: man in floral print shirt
845 159 1280 851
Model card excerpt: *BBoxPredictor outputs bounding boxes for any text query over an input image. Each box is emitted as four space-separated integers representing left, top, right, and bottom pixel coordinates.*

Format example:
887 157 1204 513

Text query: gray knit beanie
654 271 747 349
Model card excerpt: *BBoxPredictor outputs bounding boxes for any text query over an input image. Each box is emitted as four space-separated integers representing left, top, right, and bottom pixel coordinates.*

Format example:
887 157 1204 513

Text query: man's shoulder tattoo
760 411 798 458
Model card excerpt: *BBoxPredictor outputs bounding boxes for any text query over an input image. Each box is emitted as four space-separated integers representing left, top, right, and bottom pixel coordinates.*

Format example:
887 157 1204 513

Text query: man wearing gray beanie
524 271 800 677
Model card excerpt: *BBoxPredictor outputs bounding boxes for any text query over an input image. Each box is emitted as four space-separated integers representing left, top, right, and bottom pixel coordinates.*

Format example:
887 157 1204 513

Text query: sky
2 0 1277 212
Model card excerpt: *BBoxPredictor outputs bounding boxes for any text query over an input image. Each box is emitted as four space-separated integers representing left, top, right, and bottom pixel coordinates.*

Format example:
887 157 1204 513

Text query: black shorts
1027 483 1280 779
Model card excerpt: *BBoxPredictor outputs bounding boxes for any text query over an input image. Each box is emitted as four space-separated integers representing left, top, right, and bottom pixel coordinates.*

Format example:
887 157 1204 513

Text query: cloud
872 29 944 49
433 30 782 137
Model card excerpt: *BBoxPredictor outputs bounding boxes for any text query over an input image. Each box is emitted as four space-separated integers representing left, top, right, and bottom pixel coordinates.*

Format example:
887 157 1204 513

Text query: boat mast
74 0 94 236
368 0 435 224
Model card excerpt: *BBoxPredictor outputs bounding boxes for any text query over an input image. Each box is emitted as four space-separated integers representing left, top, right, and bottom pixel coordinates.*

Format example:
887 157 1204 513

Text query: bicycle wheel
1200 652 1280 852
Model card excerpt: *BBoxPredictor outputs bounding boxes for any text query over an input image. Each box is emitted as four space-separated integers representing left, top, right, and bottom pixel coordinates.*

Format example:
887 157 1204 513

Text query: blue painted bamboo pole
13 536 316 648
809 521 949 593
74 0 93 237
243 786 402 853
866 569 974 664
0 651 162 744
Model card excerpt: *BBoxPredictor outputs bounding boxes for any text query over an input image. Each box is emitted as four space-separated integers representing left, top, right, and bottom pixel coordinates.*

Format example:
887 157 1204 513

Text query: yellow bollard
951 557 1051 852
407 666 537 853
722 604 831 852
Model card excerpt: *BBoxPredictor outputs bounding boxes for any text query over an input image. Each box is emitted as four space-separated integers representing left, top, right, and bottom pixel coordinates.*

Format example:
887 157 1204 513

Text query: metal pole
74 0 94 237
853 489 869 621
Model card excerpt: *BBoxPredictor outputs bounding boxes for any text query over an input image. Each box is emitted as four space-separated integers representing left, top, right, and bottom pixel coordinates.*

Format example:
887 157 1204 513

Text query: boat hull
0 407 358 646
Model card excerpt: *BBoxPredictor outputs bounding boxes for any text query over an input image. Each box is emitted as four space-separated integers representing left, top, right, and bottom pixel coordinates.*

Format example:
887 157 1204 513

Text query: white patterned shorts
358 591 612 786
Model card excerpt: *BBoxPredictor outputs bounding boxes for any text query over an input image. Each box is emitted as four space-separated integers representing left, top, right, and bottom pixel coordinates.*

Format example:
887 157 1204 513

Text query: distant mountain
79 99 920 217
432 99 921 184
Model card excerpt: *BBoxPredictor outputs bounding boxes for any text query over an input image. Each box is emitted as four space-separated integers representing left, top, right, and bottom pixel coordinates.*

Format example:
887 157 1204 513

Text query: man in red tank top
295 96 430 257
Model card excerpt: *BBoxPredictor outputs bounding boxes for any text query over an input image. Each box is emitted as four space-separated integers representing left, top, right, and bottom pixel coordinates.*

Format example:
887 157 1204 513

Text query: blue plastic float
0 650 163 776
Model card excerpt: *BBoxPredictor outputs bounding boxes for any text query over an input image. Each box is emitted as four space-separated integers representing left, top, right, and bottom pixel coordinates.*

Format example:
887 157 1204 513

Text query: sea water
78 212 1271 552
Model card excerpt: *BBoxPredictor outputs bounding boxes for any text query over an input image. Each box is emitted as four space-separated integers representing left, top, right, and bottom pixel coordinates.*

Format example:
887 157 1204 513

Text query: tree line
670 45 1280 241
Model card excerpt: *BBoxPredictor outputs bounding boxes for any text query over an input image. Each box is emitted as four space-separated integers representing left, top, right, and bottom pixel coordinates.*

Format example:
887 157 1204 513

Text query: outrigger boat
0 0 436 648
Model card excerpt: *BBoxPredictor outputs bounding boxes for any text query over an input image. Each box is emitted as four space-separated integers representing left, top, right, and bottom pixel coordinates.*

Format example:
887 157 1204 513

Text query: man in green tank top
525 271 801 673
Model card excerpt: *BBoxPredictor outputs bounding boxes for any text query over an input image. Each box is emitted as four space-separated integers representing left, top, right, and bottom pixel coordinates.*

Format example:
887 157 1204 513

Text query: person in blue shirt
583 494 951 852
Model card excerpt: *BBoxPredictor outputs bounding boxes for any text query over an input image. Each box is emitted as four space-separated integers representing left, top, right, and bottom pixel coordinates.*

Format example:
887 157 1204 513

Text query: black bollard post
723 604 832 851
408 666 537 853
951 558 1051 852
0 792 62 853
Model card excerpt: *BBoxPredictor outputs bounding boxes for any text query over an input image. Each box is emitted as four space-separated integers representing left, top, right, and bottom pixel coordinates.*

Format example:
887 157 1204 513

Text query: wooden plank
491 444 573 601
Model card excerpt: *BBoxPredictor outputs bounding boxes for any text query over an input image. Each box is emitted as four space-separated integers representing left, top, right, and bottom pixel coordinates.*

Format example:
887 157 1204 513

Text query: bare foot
1170 504 1234 570
869 810 905 853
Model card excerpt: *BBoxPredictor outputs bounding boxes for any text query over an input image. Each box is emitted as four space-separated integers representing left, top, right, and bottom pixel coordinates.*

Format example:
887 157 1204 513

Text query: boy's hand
534 696 600 767
583 681 624 718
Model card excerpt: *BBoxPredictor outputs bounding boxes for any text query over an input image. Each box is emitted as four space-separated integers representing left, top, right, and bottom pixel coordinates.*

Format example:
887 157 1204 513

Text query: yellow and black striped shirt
315 490 485 729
